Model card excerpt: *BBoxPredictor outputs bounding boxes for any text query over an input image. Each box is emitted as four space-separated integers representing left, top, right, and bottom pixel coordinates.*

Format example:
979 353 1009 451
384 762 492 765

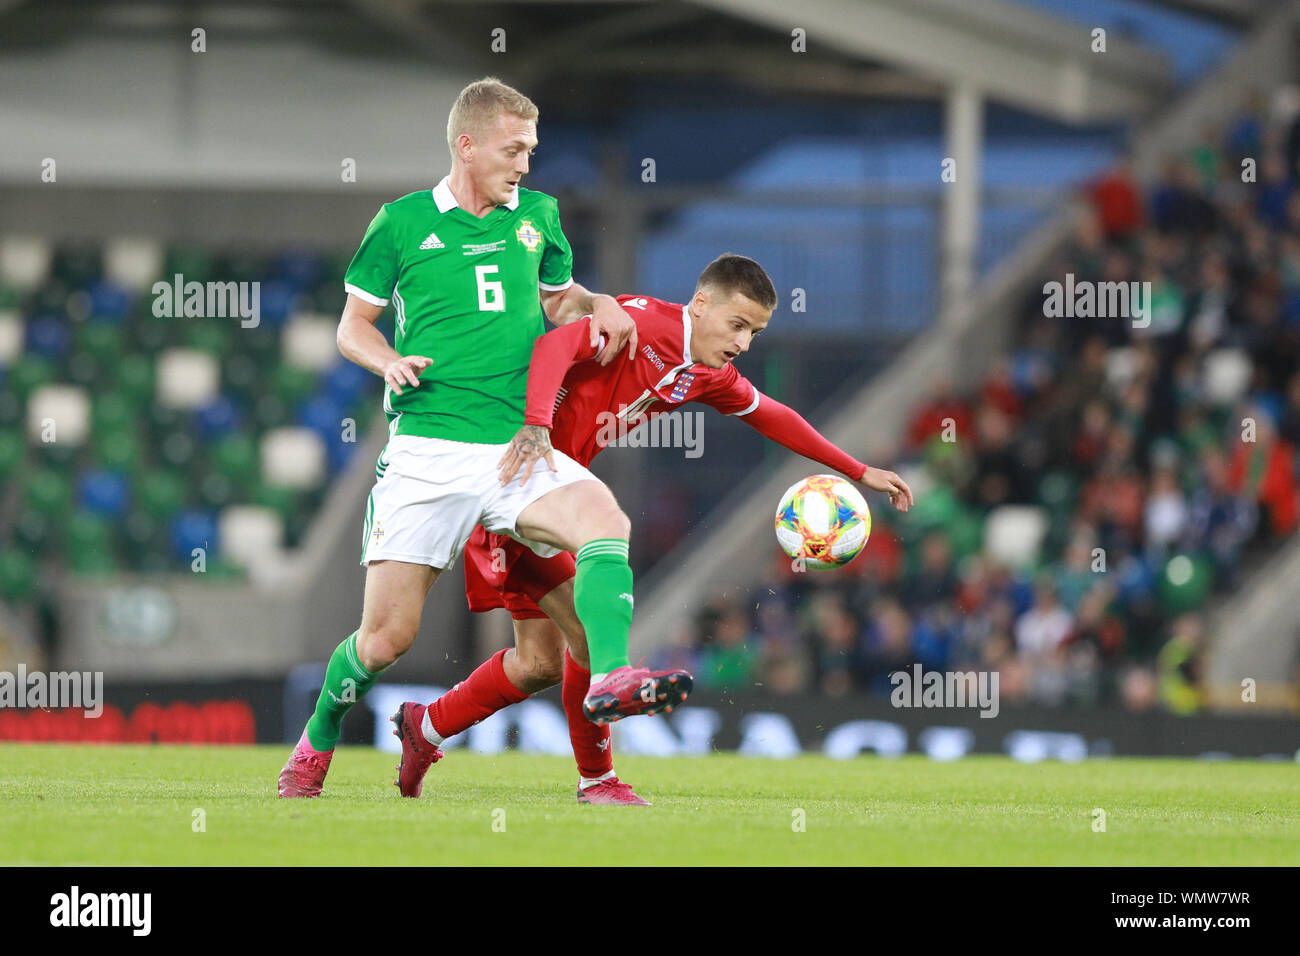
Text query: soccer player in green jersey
279 77 690 798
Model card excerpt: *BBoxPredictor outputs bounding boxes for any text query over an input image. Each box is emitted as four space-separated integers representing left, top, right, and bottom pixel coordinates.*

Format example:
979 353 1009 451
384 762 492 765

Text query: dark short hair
694 253 777 311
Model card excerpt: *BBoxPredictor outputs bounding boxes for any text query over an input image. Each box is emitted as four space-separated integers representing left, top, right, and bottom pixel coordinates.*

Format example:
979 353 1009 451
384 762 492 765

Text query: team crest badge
515 220 542 251
669 372 695 403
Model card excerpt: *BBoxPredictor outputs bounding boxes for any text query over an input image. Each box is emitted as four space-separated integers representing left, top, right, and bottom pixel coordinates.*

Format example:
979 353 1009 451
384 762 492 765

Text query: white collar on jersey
680 303 695 365
654 304 697 392
432 175 520 213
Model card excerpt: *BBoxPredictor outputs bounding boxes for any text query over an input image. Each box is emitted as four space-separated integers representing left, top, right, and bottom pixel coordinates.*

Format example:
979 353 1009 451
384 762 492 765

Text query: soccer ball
774 474 871 570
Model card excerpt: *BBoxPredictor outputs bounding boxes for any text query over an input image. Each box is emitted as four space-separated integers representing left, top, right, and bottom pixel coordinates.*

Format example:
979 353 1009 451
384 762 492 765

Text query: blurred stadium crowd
655 93 1300 714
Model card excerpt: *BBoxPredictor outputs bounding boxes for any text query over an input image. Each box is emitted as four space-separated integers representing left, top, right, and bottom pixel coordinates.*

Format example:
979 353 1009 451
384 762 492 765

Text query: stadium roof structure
0 0 1211 123
346 0 1180 123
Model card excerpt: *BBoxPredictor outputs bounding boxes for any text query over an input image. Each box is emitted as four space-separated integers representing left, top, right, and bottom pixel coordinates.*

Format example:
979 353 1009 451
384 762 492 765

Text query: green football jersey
344 176 574 444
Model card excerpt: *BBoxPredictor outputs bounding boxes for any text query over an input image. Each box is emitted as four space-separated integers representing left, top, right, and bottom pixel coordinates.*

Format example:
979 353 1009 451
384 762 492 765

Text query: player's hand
589 298 638 366
498 424 556 486
384 355 432 396
861 466 914 513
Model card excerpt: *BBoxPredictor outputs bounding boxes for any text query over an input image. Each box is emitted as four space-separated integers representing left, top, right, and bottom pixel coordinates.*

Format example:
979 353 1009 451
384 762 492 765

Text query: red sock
428 649 528 740
563 649 613 779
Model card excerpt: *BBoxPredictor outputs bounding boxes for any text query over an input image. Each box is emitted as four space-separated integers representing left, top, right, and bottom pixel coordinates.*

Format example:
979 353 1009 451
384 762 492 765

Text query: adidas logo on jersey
419 232 444 250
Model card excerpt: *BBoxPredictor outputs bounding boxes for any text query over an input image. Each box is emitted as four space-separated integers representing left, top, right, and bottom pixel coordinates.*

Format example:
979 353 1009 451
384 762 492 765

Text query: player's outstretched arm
738 392 913 512
336 293 432 396
541 282 637 365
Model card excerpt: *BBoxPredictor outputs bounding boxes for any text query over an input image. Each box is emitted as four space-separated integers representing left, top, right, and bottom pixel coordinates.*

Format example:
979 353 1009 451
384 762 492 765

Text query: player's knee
593 505 630 542
356 622 416 672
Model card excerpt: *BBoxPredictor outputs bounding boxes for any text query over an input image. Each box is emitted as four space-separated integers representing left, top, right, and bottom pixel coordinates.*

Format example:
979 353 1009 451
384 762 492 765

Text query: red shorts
462 525 577 620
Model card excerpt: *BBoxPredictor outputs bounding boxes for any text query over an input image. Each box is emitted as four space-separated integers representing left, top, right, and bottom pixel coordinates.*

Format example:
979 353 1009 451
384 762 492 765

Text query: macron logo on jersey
419 232 444 250
623 297 649 310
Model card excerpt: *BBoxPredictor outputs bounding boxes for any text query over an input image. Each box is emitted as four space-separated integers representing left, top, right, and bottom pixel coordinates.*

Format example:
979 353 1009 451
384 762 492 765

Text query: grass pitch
0 744 1296 865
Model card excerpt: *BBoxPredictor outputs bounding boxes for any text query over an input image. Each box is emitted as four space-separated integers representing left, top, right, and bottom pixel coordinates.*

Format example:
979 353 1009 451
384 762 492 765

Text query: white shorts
360 434 596 570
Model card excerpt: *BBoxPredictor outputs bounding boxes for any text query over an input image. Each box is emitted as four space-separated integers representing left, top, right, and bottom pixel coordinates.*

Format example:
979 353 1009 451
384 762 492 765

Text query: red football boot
390 702 444 798
277 728 334 798
582 665 692 725
577 777 652 806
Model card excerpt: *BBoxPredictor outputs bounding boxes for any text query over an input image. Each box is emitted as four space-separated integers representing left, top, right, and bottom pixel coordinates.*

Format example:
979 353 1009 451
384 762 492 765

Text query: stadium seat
24 316 71 360
0 236 52 291
260 426 325 489
104 237 164 293
212 432 260 489
283 313 340 370
26 383 91 446
136 470 186 523
85 279 132 321
113 354 154 407
156 347 220 409
169 508 219 565
78 468 130 519
92 428 144 477
0 308 23 364
194 394 241 441
9 355 53 400
0 429 23 480
22 466 73 523
0 548 36 602
218 504 285 570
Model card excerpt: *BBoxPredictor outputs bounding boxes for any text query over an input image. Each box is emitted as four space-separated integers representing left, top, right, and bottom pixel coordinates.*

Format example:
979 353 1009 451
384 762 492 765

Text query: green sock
574 539 634 675
305 631 378 751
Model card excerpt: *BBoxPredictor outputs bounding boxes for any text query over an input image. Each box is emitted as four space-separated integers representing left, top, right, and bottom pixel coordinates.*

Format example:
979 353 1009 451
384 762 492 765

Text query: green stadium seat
164 246 214 285
136 470 186 523
212 432 259 489
0 391 20 428
23 467 73 521
14 510 54 555
92 393 135 435
93 428 144 476
65 511 114 559
271 364 317 408
9 355 54 400
77 322 125 363
114 354 155 407
0 548 36 602
0 428 23 479
186 320 232 356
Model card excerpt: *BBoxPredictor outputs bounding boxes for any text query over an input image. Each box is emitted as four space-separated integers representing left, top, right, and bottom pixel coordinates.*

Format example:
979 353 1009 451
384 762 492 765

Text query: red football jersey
525 294 759 465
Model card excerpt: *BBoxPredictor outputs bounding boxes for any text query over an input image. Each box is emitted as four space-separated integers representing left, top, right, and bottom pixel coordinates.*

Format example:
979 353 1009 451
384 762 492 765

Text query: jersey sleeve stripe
344 283 390 307
539 277 574 292
729 390 761 417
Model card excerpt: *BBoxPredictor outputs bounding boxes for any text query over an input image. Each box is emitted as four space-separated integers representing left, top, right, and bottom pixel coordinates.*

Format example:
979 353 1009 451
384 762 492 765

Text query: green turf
0 745 1296 865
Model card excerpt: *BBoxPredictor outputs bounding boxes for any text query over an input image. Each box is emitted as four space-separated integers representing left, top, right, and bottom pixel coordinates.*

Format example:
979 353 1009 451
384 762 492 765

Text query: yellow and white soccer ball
774 474 871 570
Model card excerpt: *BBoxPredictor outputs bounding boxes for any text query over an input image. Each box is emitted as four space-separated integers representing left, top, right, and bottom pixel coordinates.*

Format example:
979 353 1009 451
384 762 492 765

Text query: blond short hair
446 77 539 161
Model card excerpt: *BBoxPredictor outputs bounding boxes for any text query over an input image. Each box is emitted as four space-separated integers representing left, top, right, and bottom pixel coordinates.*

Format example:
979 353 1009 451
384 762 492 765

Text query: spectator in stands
1227 405 1298 537
856 596 911 697
1015 577 1074 660
696 600 762 691
1085 160 1144 241
904 376 972 452
1183 446 1255 591
1157 613 1206 715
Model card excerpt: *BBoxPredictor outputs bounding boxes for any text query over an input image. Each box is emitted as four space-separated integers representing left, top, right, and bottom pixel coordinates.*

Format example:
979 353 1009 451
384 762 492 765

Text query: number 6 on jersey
476 264 505 311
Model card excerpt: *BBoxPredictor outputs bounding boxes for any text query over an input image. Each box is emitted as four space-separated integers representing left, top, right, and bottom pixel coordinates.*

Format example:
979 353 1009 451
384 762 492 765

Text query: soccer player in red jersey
398 254 914 804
